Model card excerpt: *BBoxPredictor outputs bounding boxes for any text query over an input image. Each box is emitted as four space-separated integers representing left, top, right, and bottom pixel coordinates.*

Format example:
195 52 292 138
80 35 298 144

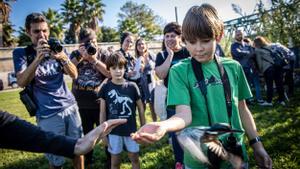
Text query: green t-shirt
167 57 252 169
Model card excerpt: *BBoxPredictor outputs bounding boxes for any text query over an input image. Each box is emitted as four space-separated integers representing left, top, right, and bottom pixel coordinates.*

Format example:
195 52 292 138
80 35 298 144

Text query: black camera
48 38 63 53
223 134 244 159
84 42 97 55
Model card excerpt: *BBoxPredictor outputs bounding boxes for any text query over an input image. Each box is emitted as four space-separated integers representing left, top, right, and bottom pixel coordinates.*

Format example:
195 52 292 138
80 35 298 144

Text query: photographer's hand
78 45 98 64
36 39 50 61
252 142 272 169
50 49 78 79
52 50 68 62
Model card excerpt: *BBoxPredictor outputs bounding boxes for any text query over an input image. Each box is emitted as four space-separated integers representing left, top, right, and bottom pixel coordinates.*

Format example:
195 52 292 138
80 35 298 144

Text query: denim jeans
243 67 263 101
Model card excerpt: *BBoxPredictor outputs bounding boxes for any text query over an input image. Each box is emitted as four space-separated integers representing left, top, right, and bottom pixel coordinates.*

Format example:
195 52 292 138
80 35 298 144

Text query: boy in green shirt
132 4 272 169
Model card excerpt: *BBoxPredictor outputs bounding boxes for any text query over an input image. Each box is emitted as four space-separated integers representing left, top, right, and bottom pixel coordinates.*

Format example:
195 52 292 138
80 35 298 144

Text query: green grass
0 88 299 169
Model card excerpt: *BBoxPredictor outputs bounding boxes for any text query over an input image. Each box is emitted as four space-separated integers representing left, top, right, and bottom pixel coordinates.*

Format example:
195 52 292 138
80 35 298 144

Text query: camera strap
191 55 232 126
24 45 36 87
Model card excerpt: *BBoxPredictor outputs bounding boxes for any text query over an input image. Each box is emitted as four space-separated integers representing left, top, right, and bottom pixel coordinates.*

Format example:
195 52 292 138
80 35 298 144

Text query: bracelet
249 136 262 146
61 59 70 66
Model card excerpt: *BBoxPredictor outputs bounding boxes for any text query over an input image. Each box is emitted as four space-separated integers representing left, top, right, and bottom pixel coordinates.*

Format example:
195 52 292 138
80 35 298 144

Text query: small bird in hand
177 123 244 169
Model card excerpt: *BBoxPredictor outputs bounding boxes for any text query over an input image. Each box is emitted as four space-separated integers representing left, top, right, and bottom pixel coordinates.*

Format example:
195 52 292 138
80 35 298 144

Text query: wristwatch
249 136 262 146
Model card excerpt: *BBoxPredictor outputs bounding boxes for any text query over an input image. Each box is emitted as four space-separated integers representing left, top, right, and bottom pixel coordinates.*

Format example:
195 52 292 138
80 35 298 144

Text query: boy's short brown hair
105 52 127 70
182 4 224 42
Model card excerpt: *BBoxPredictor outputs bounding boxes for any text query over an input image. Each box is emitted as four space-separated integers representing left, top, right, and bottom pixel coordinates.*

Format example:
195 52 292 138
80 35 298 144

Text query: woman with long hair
135 38 157 122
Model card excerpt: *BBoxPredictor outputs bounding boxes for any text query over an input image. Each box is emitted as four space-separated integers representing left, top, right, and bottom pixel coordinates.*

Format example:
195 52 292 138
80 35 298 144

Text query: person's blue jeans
251 71 263 101
243 67 263 101
167 108 184 164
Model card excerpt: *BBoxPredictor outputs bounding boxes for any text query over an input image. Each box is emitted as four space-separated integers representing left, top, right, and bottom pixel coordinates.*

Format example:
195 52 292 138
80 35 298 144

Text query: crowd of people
1 3 297 169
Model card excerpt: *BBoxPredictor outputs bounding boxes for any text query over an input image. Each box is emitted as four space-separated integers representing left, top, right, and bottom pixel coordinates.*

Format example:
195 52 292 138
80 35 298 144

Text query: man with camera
70 28 110 167
13 13 84 169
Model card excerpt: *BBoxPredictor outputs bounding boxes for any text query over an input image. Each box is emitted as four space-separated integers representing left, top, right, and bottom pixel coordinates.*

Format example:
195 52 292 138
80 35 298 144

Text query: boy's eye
187 40 196 44
201 39 211 43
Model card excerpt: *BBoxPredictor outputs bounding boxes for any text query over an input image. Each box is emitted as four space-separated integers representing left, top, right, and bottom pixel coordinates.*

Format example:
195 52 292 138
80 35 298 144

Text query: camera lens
85 42 97 55
48 38 63 53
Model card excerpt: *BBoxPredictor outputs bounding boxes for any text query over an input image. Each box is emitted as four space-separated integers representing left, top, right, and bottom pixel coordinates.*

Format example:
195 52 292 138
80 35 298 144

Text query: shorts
37 104 83 166
108 134 139 155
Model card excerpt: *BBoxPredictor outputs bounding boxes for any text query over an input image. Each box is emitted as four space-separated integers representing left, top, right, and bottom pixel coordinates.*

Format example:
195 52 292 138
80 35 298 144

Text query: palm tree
2 21 16 46
17 26 31 46
61 0 106 43
61 0 82 43
42 8 64 41
0 0 16 47
81 0 105 31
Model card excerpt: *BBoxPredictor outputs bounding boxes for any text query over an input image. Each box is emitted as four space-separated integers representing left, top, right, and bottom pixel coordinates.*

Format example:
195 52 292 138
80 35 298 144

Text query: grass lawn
0 88 299 169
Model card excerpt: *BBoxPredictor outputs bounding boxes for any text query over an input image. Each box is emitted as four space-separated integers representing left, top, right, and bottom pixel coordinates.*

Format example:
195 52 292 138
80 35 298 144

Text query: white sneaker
259 101 273 106
257 99 265 104
279 101 286 106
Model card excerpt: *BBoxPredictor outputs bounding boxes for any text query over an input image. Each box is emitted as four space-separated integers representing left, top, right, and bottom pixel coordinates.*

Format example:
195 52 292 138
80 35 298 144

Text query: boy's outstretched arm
238 100 272 169
131 105 191 144
136 99 146 126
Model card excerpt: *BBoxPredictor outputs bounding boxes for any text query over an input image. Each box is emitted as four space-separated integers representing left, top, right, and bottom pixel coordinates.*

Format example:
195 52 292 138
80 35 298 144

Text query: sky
9 0 271 33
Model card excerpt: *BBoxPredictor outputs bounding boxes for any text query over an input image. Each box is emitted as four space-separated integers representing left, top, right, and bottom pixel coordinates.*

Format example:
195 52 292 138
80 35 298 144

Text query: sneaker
279 101 286 106
257 99 265 104
175 162 184 169
284 92 289 102
259 101 273 106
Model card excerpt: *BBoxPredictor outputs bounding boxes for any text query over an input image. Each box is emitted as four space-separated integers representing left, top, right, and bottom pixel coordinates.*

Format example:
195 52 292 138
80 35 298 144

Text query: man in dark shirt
231 30 264 104
0 110 126 158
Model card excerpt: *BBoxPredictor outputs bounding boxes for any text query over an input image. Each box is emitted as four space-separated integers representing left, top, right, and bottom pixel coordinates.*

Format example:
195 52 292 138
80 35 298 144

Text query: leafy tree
17 26 31 46
118 18 138 35
256 0 300 46
118 1 162 40
42 8 64 41
100 26 119 42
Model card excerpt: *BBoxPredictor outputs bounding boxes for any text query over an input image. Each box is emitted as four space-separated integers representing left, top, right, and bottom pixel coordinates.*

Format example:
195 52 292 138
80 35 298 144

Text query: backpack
262 47 289 68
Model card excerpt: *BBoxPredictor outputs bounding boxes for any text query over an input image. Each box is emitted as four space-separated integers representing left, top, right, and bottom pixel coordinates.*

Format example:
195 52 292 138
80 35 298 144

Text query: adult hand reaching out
74 119 127 155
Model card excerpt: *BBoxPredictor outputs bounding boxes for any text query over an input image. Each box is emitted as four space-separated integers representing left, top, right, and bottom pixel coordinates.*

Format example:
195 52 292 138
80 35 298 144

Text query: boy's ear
216 31 224 43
